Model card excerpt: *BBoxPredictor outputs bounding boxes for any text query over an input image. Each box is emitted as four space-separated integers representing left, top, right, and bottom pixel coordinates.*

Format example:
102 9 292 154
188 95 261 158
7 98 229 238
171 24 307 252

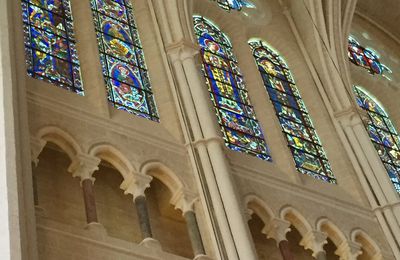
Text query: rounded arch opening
89 144 135 181
351 229 382 260
140 160 185 195
37 126 82 161
280 206 313 238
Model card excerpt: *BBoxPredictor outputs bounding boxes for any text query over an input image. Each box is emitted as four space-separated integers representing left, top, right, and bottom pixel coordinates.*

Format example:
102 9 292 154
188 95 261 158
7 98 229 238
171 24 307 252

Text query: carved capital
31 137 47 167
335 241 362 260
122 173 153 200
68 153 100 183
170 188 198 214
334 106 367 128
166 40 199 62
299 231 328 257
262 218 291 244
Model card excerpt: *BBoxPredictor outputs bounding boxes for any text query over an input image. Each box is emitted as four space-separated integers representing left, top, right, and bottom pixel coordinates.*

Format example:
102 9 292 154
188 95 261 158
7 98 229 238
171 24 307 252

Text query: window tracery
193 16 271 161
90 0 159 121
22 0 84 95
348 36 392 80
354 86 400 193
249 40 336 183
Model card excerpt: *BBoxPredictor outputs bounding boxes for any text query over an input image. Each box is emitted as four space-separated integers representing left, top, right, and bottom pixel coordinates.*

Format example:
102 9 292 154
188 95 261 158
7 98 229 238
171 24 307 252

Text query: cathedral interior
0 0 399 259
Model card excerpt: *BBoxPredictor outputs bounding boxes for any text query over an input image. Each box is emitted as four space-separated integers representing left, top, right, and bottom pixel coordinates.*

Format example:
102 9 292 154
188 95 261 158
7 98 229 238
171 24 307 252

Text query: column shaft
278 240 294 260
32 173 39 206
184 211 206 257
182 56 258 260
82 179 98 224
134 195 153 239
315 251 327 260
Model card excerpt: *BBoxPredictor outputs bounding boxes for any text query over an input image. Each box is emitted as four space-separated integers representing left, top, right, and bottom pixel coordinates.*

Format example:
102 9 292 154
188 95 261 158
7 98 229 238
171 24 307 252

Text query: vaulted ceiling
356 0 400 40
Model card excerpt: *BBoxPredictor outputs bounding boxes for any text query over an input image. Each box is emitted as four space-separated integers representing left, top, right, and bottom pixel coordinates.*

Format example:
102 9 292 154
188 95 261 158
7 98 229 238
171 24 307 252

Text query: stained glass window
22 0 84 95
193 16 271 161
249 40 336 183
348 36 392 80
212 0 255 11
354 86 400 193
90 0 159 121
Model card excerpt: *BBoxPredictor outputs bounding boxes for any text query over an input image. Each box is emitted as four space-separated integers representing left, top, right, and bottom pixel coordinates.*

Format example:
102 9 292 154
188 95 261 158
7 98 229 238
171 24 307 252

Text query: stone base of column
140 237 162 251
193 254 213 260
84 222 107 239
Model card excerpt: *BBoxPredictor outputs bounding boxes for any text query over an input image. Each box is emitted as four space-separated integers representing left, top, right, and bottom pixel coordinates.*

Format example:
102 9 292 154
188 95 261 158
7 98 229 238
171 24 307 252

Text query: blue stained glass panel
91 0 159 121
211 0 255 11
194 16 271 161
348 37 392 80
22 0 83 94
249 40 336 183
354 86 400 193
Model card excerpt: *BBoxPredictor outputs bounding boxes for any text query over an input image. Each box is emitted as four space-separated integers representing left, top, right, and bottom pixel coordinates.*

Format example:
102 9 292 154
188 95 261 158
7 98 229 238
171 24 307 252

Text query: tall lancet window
193 16 271 161
90 0 159 121
249 40 336 183
354 86 400 193
348 36 392 80
22 0 84 95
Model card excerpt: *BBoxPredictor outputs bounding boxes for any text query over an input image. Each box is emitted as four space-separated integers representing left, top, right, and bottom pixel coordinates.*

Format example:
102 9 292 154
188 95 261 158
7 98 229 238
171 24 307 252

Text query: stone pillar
181 46 258 260
283 6 400 257
184 211 206 257
171 189 211 260
81 178 98 224
122 173 161 248
165 44 249 260
134 195 152 239
68 153 101 224
299 230 328 260
263 218 293 260
278 240 294 260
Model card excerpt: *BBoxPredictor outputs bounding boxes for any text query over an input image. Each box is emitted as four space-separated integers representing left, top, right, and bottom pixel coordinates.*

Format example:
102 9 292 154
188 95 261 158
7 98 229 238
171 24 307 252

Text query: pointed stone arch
280 206 313 237
244 194 275 224
36 126 82 161
316 218 347 248
351 228 383 260
140 160 186 193
88 143 136 181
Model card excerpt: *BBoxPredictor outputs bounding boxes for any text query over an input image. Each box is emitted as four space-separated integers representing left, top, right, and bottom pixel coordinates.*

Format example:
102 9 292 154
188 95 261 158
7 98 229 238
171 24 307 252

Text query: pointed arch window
348 36 392 80
211 0 255 11
90 0 159 121
193 16 271 161
354 86 400 193
22 0 84 95
249 40 336 183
